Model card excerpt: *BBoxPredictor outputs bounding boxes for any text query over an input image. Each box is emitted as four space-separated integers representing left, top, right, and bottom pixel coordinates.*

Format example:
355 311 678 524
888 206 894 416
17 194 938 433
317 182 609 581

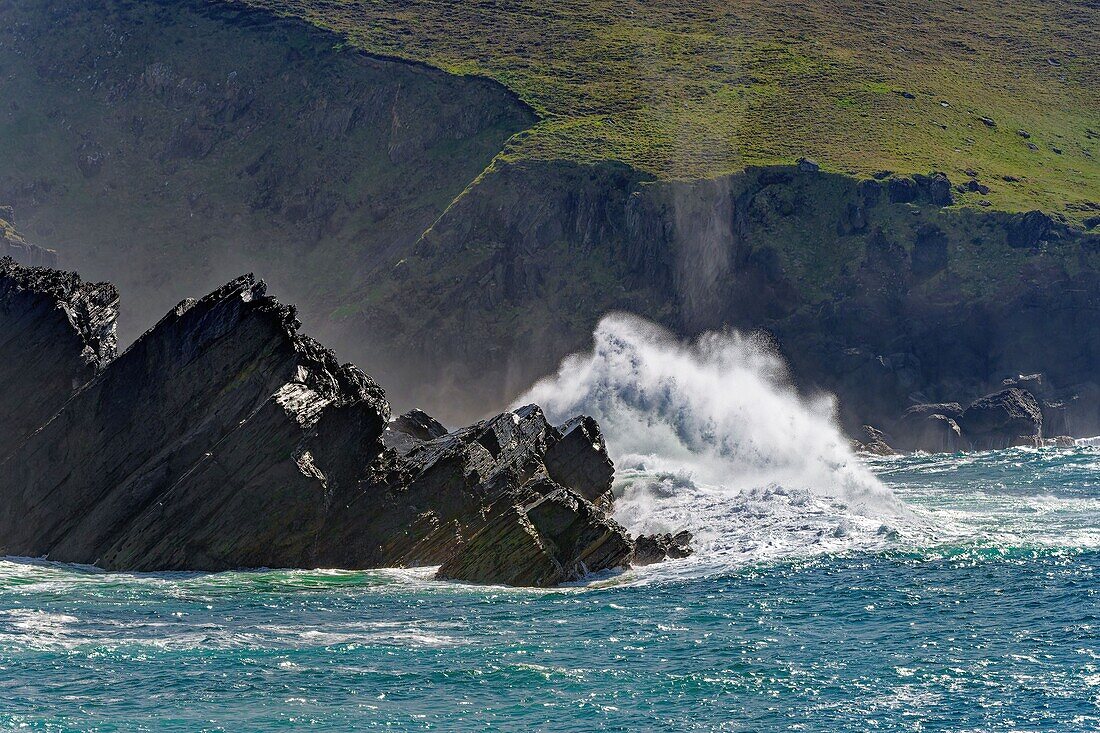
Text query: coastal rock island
0 257 685 585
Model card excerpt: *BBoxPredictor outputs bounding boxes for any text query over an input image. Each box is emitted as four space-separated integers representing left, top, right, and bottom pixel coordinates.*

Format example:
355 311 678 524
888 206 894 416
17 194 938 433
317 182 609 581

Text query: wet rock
0 258 118 459
436 478 633 586
1017 129 1031 139
633 531 694 566
979 116 997 128
349 403 631 579
543 416 615 506
958 388 1043 451
851 425 897 456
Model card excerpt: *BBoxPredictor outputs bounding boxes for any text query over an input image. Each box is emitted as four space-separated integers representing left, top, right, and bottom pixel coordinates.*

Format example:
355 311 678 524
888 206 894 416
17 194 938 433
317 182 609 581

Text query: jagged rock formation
318 403 634 583
0 271 391 569
0 262 663 585
0 257 118 458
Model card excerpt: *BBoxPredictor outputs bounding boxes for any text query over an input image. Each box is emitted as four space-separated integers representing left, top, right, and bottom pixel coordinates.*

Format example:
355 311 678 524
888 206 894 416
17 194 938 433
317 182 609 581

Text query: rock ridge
0 260 688 585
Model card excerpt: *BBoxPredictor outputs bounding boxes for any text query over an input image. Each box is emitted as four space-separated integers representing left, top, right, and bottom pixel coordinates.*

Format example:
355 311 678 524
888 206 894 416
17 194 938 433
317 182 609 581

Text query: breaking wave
518 314 915 573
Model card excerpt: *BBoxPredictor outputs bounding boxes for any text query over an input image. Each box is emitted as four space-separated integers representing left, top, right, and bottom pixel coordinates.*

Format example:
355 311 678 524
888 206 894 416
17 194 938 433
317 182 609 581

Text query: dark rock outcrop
632 531 694 566
0 268 654 586
0 258 118 458
544 416 616 507
437 478 632 586
957 388 1043 450
0 272 390 569
324 403 634 585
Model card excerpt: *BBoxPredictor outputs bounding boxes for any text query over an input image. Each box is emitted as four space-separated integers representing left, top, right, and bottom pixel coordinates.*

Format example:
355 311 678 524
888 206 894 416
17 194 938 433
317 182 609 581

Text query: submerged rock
0 267 653 585
0 258 118 459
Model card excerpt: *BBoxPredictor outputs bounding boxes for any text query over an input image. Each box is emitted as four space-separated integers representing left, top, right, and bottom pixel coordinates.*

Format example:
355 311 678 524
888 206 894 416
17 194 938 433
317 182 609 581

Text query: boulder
0 258 118 458
958 388 1043 450
632 531 694 566
796 157 820 172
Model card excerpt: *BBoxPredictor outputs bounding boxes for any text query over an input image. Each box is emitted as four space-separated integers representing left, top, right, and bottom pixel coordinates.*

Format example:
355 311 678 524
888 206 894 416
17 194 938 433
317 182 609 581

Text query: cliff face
0 256 118 459
0 260 650 585
1 0 1096 439
0 0 534 349
359 160 1100 436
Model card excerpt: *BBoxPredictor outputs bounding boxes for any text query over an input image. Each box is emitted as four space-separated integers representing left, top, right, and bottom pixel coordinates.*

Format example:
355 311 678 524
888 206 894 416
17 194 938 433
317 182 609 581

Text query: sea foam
517 314 910 573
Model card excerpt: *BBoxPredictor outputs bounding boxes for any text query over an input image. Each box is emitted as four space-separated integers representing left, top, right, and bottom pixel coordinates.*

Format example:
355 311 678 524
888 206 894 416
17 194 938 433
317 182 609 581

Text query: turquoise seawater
2 446 1097 732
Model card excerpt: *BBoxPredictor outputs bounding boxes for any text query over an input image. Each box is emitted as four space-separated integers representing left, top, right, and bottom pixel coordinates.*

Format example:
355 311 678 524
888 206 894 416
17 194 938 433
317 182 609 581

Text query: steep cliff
355 161 1100 434
1 0 1096 439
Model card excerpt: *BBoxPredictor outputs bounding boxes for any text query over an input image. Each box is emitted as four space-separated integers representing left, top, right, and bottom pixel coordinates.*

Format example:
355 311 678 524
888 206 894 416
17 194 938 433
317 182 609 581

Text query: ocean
2 315 1097 731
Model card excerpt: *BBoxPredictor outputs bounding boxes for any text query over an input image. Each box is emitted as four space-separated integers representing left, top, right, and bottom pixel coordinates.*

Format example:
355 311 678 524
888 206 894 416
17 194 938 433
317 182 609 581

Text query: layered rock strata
0 261 683 584
0 257 118 458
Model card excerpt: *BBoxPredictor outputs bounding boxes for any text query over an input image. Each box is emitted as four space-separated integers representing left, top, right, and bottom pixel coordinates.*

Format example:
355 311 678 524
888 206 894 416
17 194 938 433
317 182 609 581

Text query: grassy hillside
237 0 1099 220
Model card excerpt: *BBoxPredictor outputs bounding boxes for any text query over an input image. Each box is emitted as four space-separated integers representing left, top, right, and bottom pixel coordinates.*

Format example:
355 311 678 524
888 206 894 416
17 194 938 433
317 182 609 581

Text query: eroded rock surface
0 269 660 585
0 272 389 569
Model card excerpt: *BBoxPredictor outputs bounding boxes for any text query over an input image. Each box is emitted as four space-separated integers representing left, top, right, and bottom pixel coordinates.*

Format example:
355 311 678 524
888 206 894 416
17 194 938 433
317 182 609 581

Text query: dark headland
0 255 691 586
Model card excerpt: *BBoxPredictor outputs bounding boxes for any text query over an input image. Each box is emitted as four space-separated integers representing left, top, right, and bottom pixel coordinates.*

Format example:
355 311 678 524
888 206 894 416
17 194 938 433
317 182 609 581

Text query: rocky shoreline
0 257 690 586
852 377 1083 456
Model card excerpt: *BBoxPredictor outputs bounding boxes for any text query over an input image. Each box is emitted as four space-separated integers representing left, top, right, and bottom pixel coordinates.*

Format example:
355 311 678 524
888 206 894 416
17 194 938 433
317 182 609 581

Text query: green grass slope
238 0 1099 221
